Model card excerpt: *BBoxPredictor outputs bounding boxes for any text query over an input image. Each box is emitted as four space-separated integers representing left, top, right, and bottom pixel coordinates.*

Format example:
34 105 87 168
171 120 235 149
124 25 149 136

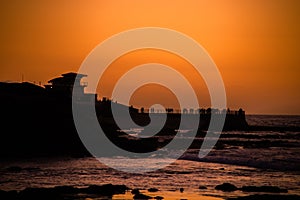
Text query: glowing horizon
0 0 299 114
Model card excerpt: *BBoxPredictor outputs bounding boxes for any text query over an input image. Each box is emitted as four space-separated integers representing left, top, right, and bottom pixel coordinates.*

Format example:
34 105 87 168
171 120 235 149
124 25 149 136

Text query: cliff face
0 82 248 158
0 82 88 157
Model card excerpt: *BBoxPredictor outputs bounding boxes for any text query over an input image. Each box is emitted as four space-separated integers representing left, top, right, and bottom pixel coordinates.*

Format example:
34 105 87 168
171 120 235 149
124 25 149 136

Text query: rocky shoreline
0 183 298 200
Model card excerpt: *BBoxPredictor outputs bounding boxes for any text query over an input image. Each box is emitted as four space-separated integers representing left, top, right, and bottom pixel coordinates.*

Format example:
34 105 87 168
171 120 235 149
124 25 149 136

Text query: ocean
0 115 299 199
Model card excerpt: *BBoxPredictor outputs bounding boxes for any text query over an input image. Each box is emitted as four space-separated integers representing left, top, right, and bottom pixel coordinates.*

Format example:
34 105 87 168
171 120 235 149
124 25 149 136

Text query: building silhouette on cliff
44 72 97 102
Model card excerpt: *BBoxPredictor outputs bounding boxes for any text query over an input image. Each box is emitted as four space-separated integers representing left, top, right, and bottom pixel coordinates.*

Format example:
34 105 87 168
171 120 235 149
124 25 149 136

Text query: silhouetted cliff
0 77 249 158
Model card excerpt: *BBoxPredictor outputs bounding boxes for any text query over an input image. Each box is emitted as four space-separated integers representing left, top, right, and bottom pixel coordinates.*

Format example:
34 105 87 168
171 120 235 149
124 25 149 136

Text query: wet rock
240 186 288 193
148 188 159 192
131 188 140 195
133 193 152 199
84 185 105 194
84 184 128 195
53 186 79 194
215 183 238 192
4 184 129 200
227 194 300 200
18 188 61 200
0 190 18 200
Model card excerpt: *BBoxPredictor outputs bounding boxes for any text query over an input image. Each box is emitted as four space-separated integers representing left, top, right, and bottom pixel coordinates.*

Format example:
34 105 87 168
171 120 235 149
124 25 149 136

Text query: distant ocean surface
247 115 300 127
183 115 300 171
0 115 299 199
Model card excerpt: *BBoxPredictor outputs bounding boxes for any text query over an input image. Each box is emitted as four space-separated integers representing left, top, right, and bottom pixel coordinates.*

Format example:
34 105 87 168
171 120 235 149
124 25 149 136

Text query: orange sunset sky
0 0 299 114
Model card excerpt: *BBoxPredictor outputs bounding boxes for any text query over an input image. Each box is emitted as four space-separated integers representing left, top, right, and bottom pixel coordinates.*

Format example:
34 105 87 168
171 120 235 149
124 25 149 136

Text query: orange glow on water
113 191 223 200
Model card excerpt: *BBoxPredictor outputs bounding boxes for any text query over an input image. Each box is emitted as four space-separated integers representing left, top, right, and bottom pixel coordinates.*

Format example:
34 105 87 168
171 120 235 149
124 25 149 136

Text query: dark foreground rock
83 184 128 195
0 184 128 200
133 193 152 199
215 183 288 194
240 186 288 193
215 183 238 192
131 188 141 194
227 194 300 200
148 188 159 192
0 190 18 200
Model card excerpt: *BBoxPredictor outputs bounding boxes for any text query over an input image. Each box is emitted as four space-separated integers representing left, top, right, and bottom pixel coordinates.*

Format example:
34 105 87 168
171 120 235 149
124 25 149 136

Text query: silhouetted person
189 108 194 114
206 108 211 114
183 108 188 114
